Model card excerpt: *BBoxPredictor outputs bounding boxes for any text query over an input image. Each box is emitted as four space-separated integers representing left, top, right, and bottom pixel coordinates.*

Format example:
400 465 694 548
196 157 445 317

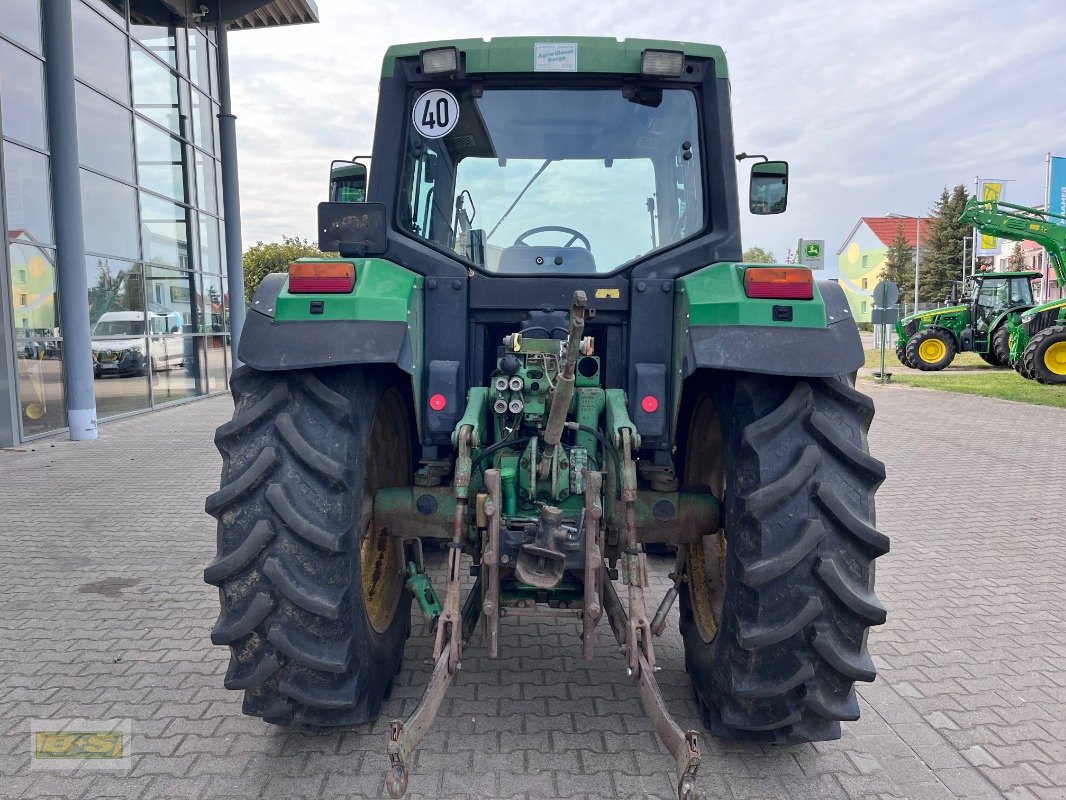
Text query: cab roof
381 37 727 79
978 271 1042 279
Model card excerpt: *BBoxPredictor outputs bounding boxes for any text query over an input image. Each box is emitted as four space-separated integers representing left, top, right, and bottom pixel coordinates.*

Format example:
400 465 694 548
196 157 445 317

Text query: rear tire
906 328 955 371
678 374 888 743
205 365 413 727
990 323 1011 367
895 342 917 369
1026 325 1066 385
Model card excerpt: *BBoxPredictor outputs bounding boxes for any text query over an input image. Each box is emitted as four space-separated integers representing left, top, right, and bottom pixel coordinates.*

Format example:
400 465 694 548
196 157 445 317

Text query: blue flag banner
1050 156 1066 220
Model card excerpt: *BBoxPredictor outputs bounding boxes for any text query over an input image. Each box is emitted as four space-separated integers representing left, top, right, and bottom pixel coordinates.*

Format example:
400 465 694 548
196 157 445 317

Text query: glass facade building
0 0 317 445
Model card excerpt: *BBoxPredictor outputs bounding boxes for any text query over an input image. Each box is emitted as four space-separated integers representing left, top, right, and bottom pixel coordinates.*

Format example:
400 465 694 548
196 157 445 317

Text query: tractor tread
813 483 890 555
224 647 283 690
732 661 815 700
211 591 275 645
740 520 825 588
266 616 352 674
276 413 349 486
811 624 877 682
807 411 886 482
206 366 411 729
742 446 821 516
265 483 346 552
816 556 888 625
205 447 280 515
680 374 887 744
215 381 290 444
263 553 347 620
204 519 276 586
804 684 860 721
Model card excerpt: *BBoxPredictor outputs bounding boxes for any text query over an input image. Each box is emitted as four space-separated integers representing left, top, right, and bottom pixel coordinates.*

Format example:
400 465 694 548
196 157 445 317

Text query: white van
92 310 185 377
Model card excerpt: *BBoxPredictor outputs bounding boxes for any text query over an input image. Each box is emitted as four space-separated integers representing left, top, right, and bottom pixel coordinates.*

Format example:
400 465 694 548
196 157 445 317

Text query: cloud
227 0 1066 262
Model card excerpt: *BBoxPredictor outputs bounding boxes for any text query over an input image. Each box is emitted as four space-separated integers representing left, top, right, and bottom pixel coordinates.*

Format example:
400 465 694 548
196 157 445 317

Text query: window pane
131 46 180 132
86 0 126 28
4 0 42 54
86 257 142 328
130 21 176 67
135 118 185 202
93 334 149 417
72 1 129 102
144 264 198 331
81 169 139 257
140 192 190 268
193 151 217 213
190 88 214 153
198 273 224 332
188 29 211 94
3 142 53 246
75 83 134 181
15 337 66 437
150 335 205 403
204 333 228 393
9 240 58 333
0 41 48 149
197 213 220 273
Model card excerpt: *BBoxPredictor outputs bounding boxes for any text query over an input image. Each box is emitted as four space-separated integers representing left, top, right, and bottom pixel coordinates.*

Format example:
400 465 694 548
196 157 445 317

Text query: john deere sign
797 239 825 270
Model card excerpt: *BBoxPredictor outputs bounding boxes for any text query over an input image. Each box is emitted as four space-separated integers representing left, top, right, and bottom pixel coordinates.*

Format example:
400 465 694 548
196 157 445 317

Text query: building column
215 22 245 368
42 0 97 440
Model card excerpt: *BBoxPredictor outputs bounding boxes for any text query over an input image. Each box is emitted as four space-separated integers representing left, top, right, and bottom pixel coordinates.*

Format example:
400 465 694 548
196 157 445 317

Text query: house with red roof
835 215 933 322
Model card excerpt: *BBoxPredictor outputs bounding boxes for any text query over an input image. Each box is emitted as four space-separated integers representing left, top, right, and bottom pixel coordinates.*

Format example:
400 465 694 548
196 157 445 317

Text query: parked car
92 311 184 378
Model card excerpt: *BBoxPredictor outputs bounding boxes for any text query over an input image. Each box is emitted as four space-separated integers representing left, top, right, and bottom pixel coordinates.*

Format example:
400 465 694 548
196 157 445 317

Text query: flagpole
971 175 979 279
1044 153 1052 301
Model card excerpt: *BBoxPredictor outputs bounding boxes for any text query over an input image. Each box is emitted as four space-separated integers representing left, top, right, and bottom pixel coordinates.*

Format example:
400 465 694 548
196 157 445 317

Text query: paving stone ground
0 381 1063 800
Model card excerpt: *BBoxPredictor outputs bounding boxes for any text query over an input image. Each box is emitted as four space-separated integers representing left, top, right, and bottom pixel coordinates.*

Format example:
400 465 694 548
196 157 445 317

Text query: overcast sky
227 0 1066 268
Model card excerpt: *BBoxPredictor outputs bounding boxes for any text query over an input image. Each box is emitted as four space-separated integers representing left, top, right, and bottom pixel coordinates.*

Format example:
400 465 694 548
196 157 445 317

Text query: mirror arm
735 152 769 163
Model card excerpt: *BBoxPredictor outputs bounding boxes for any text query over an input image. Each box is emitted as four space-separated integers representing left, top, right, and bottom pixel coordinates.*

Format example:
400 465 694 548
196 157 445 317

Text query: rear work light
420 46 459 74
640 49 685 77
288 262 355 294
744 267 814 300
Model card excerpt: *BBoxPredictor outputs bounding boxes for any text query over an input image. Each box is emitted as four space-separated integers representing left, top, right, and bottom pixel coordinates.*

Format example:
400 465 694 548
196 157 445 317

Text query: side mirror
329 160 368 203
749 160 789 215
318 202 388 257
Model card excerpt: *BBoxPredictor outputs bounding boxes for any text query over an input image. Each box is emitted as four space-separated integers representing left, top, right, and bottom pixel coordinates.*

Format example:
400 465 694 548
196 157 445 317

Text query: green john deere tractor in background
958 198 1066 384
895 270 1038 371
205 38 887 799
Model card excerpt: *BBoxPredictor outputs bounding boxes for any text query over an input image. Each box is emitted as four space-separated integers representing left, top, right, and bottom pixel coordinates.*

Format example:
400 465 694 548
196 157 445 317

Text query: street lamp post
913 217 921 313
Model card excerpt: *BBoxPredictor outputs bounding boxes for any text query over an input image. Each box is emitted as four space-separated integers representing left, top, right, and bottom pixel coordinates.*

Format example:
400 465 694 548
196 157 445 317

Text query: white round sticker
412 89 459 139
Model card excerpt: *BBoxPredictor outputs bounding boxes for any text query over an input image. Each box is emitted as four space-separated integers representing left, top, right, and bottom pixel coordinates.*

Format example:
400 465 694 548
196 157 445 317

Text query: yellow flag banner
977 180 1005 254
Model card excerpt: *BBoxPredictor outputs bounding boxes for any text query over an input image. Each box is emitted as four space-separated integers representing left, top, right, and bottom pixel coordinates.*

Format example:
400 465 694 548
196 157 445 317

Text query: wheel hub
918 338 946 363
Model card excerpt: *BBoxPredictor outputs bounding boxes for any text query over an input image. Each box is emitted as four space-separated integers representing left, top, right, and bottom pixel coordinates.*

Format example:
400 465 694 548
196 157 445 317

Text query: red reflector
429 393 447 411
641 395 659 413
744 267 813 300
289 261 355 294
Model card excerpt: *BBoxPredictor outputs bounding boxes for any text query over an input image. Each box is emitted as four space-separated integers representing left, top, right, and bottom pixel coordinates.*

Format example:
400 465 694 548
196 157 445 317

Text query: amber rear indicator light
744 267 814 300
288 262 355 294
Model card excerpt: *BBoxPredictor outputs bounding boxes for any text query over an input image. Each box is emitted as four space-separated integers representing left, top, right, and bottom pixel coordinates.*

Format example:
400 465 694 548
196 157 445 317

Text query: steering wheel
513 225 592 251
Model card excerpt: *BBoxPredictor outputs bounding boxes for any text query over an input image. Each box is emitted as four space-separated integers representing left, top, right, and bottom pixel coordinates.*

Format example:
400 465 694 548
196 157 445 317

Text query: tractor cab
966 273 1036 331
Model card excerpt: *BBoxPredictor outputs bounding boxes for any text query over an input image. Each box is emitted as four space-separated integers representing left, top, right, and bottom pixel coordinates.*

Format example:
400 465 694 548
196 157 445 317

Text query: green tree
882 220 915 303
243 236 332 300
743 246 777 263
1008 242 1025 270
920 184 970 304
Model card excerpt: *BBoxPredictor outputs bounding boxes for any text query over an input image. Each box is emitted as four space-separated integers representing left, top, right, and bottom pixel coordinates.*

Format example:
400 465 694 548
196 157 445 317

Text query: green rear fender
674 262 864 381
238 256 424 423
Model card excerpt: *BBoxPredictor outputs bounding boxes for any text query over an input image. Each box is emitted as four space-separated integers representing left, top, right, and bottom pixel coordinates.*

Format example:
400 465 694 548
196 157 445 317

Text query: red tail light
744 267 813 300
288 261 355 294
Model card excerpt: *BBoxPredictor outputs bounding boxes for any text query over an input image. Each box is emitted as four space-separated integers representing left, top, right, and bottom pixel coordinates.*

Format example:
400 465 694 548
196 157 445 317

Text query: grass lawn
862 349 1066 409
863 347 991 371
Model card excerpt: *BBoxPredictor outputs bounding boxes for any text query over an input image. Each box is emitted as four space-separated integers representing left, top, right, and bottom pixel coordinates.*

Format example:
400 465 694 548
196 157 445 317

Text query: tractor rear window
399 87 704 274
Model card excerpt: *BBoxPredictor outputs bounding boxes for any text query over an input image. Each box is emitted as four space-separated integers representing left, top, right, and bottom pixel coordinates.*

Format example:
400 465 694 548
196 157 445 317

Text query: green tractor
894 271 1039 371
958 198 1066 384
205 38 887 799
